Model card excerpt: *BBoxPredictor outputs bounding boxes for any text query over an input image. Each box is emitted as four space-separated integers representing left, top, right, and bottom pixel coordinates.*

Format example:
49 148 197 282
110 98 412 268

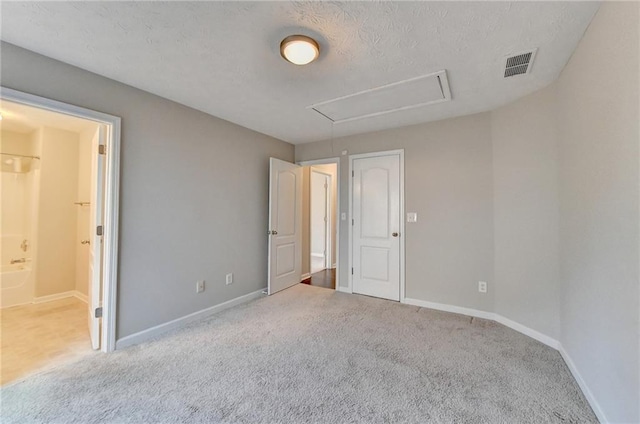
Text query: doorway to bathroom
0 88 120 384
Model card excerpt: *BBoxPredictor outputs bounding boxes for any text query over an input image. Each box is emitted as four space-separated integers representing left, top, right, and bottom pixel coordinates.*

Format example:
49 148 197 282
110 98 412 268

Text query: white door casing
88 125 105 350
352 153 401 301
268 158 302 295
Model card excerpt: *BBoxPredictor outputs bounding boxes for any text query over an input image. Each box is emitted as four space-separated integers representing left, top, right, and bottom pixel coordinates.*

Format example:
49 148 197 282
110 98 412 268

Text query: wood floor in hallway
301 268 336 289
0 296 95 385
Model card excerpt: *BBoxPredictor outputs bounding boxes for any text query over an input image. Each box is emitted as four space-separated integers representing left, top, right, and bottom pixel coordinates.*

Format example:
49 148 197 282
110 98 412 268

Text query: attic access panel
309 70 451 124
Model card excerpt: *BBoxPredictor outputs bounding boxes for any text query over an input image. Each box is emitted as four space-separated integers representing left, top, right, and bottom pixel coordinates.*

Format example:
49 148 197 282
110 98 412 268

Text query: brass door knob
392 232 399 237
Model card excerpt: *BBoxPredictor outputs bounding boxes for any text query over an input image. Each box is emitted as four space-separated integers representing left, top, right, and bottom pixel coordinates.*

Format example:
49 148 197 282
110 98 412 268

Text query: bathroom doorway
0 88 121 384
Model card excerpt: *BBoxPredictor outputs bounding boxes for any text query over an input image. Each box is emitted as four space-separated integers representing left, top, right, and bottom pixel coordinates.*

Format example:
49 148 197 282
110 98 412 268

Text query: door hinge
351 267 354 275
352 219 354 226
352 170 354 177
96 225 103 236
98 144 106 155
94 307 103 318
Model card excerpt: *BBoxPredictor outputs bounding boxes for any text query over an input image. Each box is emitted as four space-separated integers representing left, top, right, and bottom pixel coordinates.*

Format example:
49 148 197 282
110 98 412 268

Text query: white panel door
88 126 105 350
268 158 302 295
352 154 400 301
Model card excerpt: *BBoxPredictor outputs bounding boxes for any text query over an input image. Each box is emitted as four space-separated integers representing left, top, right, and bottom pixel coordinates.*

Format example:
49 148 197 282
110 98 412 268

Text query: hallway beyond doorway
301 268 336 290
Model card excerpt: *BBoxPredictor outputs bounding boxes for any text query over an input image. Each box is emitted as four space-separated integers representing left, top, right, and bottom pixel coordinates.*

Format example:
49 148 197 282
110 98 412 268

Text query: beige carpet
1 284 597 423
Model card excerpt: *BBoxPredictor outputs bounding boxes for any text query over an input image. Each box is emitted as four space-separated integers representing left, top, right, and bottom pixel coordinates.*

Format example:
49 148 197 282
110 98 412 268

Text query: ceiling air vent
504 49 537 78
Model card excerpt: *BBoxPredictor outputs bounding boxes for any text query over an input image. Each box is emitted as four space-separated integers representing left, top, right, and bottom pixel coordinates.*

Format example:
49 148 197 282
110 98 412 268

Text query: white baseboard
493 314 559 349
33 290 88 304
559 345 608 423
74 291 88 303
336 286 352 294
403 297 495 321
403 298 560 350
300 273 311 281
331 263 337 269
115 288 266 350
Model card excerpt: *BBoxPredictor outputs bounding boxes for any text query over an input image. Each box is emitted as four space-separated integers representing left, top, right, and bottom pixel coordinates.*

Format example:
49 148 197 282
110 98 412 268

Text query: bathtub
1 264 32 290
1 263 34 308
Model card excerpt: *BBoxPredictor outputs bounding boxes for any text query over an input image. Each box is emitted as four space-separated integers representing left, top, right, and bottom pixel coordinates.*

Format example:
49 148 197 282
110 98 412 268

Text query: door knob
392 232 399 237
81 240 90 245
273 230 278 235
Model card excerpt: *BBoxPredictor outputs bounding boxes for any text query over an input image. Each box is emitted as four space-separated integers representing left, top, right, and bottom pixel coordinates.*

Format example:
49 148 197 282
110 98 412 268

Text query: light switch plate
407 212 418 223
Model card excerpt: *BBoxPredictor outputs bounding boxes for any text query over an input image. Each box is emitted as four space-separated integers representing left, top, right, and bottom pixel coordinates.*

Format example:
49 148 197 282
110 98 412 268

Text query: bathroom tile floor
0 297 96 385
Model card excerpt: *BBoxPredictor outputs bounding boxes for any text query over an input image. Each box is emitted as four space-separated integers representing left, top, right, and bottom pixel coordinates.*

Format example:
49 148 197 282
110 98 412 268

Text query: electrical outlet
196 280 205 293
478 281 487 293
226 273 233 285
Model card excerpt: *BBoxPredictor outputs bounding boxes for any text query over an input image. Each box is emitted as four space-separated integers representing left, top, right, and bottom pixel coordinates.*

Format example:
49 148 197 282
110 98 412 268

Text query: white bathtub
1 263 34 308
1 264 32 290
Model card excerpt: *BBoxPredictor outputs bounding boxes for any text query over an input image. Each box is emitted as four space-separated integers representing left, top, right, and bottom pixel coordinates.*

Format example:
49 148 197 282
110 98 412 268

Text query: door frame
310 168 332 272
1 87 121 353
298 157 340 290
348 150 405 302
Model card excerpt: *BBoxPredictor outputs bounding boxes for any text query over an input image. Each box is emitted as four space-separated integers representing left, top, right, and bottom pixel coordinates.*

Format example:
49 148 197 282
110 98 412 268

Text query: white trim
1 87 121 353
74 291 88 303
300 273 311 281
402 297 559 349
348 149 405 300
494 314 559 349
33 291 77 304
298 157 341 290
116 288 266 350
559 345 608 423
335 286 352 294
403 297 495 320
32 290 88 304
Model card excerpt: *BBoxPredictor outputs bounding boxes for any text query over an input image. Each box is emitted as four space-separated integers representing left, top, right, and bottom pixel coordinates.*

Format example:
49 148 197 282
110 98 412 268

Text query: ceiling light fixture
280 35 319 65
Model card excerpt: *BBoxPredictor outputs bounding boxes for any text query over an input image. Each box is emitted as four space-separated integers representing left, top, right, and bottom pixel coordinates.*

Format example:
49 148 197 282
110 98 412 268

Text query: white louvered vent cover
504 49 537 78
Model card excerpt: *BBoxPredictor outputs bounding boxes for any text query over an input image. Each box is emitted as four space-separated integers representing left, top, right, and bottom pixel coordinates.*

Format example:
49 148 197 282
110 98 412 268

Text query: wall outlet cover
407 212 418 223
226 273 233 285
478 281 487 293
196 280 205 293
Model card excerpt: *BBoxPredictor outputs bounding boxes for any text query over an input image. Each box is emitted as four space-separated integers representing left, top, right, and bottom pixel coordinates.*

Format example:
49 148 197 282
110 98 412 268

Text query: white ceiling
0 99 98 134
0 2 600 144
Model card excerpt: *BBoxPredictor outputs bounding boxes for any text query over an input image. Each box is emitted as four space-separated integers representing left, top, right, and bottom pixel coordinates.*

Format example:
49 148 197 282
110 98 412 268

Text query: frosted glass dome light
280 35 320 66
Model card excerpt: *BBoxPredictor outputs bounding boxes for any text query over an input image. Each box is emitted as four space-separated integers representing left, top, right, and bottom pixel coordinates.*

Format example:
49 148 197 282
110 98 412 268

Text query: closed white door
268 158 302 295
352 154 401 301
88 125 105 350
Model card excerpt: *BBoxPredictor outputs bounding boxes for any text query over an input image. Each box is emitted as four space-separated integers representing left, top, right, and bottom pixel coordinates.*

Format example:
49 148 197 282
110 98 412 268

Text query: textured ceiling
0 2 600 144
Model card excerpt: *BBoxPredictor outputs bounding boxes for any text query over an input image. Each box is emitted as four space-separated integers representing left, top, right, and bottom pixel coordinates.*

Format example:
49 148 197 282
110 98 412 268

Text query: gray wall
556 2 639 422
296 113 496 313
491 86 561 340
295 5 639 421
0 42 294 339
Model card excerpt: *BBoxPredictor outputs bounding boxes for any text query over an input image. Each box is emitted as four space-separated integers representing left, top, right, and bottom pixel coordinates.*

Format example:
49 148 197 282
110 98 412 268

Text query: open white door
268 158 302 295
88 125 105 350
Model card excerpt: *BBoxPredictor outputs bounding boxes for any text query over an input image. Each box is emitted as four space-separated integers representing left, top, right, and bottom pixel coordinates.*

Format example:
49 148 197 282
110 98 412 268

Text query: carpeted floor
1 284 597 423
